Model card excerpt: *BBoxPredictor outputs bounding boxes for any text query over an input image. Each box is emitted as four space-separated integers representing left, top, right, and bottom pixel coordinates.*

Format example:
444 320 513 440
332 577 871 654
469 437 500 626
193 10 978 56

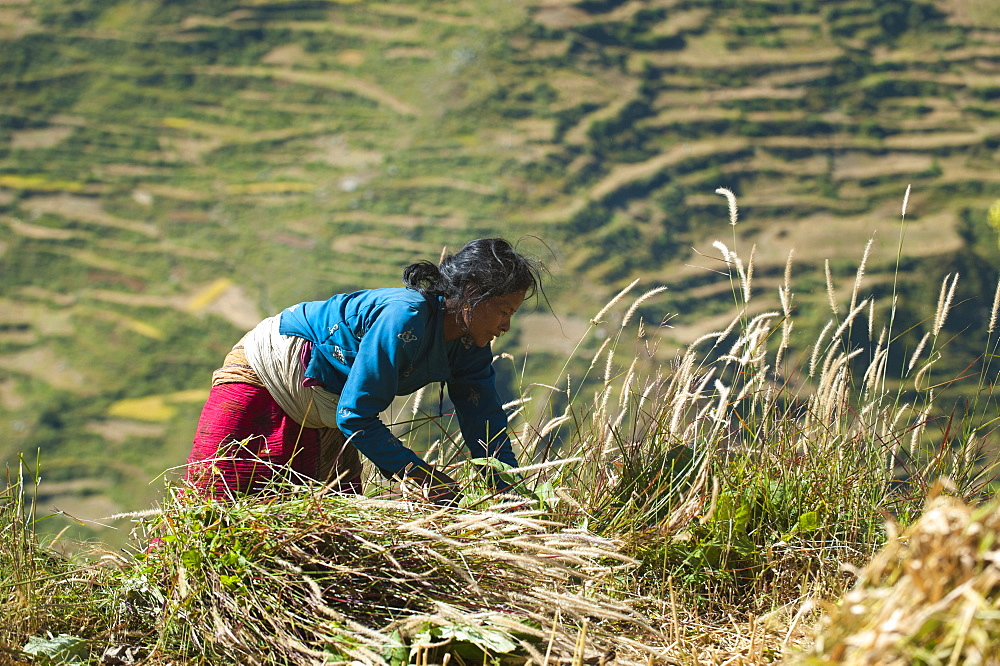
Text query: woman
185 238 543 504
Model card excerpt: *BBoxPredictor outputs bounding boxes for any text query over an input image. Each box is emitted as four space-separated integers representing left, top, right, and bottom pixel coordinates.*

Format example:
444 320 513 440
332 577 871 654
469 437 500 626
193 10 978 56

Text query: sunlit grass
4 177 1000 663
0 174 86 193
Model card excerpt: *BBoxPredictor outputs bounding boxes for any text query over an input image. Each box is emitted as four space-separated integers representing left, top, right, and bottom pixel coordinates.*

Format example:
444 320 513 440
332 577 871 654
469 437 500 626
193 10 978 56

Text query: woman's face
466 290 527 347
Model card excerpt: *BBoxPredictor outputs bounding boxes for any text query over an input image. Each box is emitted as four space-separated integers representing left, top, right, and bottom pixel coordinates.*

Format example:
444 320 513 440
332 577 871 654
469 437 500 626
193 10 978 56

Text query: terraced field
1 0 998 540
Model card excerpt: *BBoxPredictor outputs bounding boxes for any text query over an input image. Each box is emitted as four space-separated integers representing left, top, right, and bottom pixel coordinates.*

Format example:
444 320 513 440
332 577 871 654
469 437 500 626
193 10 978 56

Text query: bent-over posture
185 238 543 504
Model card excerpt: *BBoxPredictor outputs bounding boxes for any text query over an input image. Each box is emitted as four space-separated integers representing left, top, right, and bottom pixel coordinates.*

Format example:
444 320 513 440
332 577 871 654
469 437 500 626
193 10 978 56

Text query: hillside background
1 0 998 544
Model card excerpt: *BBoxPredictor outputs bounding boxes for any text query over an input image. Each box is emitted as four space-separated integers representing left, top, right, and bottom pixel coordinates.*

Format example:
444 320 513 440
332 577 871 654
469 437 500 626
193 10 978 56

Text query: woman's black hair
402 238 547 318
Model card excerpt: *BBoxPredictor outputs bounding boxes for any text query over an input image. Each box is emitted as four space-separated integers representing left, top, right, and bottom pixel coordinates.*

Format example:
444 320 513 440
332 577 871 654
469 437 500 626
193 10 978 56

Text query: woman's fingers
405 464 461 506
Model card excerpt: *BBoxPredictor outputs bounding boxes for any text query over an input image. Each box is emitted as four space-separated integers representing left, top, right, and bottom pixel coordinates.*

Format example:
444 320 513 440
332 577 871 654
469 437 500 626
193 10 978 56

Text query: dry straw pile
132 486 667 665
802 485 1000 665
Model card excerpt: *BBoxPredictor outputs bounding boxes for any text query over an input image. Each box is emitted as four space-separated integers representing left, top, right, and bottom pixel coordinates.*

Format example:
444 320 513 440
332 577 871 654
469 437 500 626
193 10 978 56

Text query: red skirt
185 382 362 498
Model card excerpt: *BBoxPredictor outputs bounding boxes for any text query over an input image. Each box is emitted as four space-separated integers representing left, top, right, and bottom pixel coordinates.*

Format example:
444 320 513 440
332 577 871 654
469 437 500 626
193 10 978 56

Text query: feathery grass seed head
825 260 838 315
591 278 640 325
907 332 930 374
715 187 739 226
622 286 668 328
932 273 959 336
850 235 874 314
810 319 834 378
986 278 1000 336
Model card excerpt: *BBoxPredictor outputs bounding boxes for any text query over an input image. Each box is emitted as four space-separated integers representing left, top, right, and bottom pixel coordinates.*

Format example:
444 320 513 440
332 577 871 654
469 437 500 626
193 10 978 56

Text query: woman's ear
460 302 474 330
443 296 471 332
458 285 481 330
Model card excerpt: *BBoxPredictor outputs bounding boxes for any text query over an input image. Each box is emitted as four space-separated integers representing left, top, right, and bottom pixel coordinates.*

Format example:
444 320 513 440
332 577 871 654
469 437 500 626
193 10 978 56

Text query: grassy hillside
4 258 1000 663
1 0 999 538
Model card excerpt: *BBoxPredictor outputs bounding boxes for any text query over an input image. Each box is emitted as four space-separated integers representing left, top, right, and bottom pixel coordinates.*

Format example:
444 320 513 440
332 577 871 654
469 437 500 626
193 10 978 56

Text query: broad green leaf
219 574 241 589
180 548 202 570
411 622 519 659
470 458 533 496
383 629 409 666
438 624 518 654
781 510 822 542
797 510 820 532
23 634 88 663
531 480 556 505
714 493 751 534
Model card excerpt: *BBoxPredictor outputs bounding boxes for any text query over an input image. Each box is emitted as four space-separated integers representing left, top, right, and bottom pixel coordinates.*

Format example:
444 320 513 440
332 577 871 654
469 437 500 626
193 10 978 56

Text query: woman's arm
335 304 429 477
334 304 463 503
448 350 520 487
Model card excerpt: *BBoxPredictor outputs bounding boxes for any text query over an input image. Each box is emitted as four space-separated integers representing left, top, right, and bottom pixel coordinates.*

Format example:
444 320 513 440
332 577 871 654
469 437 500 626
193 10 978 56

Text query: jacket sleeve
335 304 427 477
447 349 520 485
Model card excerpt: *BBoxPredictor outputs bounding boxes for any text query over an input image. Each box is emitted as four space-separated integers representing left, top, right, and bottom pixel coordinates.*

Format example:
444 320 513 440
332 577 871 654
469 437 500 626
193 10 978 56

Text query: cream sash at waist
242 315 341 429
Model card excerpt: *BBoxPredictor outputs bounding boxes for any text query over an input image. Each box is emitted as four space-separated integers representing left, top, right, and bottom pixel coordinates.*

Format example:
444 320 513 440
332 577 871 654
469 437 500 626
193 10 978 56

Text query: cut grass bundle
801 486 1000 665
125 484 665 664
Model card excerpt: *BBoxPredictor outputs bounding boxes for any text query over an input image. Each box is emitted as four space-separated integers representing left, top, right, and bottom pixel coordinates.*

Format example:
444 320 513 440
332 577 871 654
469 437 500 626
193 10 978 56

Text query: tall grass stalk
506 187 997 622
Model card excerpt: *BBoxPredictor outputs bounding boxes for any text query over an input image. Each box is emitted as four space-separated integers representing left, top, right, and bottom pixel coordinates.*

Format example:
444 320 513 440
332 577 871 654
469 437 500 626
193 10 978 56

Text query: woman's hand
405 465 461 507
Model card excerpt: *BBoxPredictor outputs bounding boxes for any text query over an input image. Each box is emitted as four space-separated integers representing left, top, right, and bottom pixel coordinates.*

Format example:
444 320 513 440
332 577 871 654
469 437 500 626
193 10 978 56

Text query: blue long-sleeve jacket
278 287 519 479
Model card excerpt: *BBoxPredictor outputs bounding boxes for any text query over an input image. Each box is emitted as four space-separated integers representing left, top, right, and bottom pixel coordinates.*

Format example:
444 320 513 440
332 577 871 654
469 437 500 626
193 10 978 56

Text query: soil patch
84 419 167 443
0 347 95 395
309 135 383 168
0 378 26 410
832 152 934 181
195 65 420 115
85 280 262 331
3 215 82 240
261 43 311 66
22 194 160 238
517 313 591 356
385 46 435 59
10 126 73 150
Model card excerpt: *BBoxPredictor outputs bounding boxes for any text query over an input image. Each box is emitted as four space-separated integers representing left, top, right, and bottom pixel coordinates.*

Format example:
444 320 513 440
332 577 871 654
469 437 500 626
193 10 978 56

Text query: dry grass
110 486 670 664
799 486 1000 665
